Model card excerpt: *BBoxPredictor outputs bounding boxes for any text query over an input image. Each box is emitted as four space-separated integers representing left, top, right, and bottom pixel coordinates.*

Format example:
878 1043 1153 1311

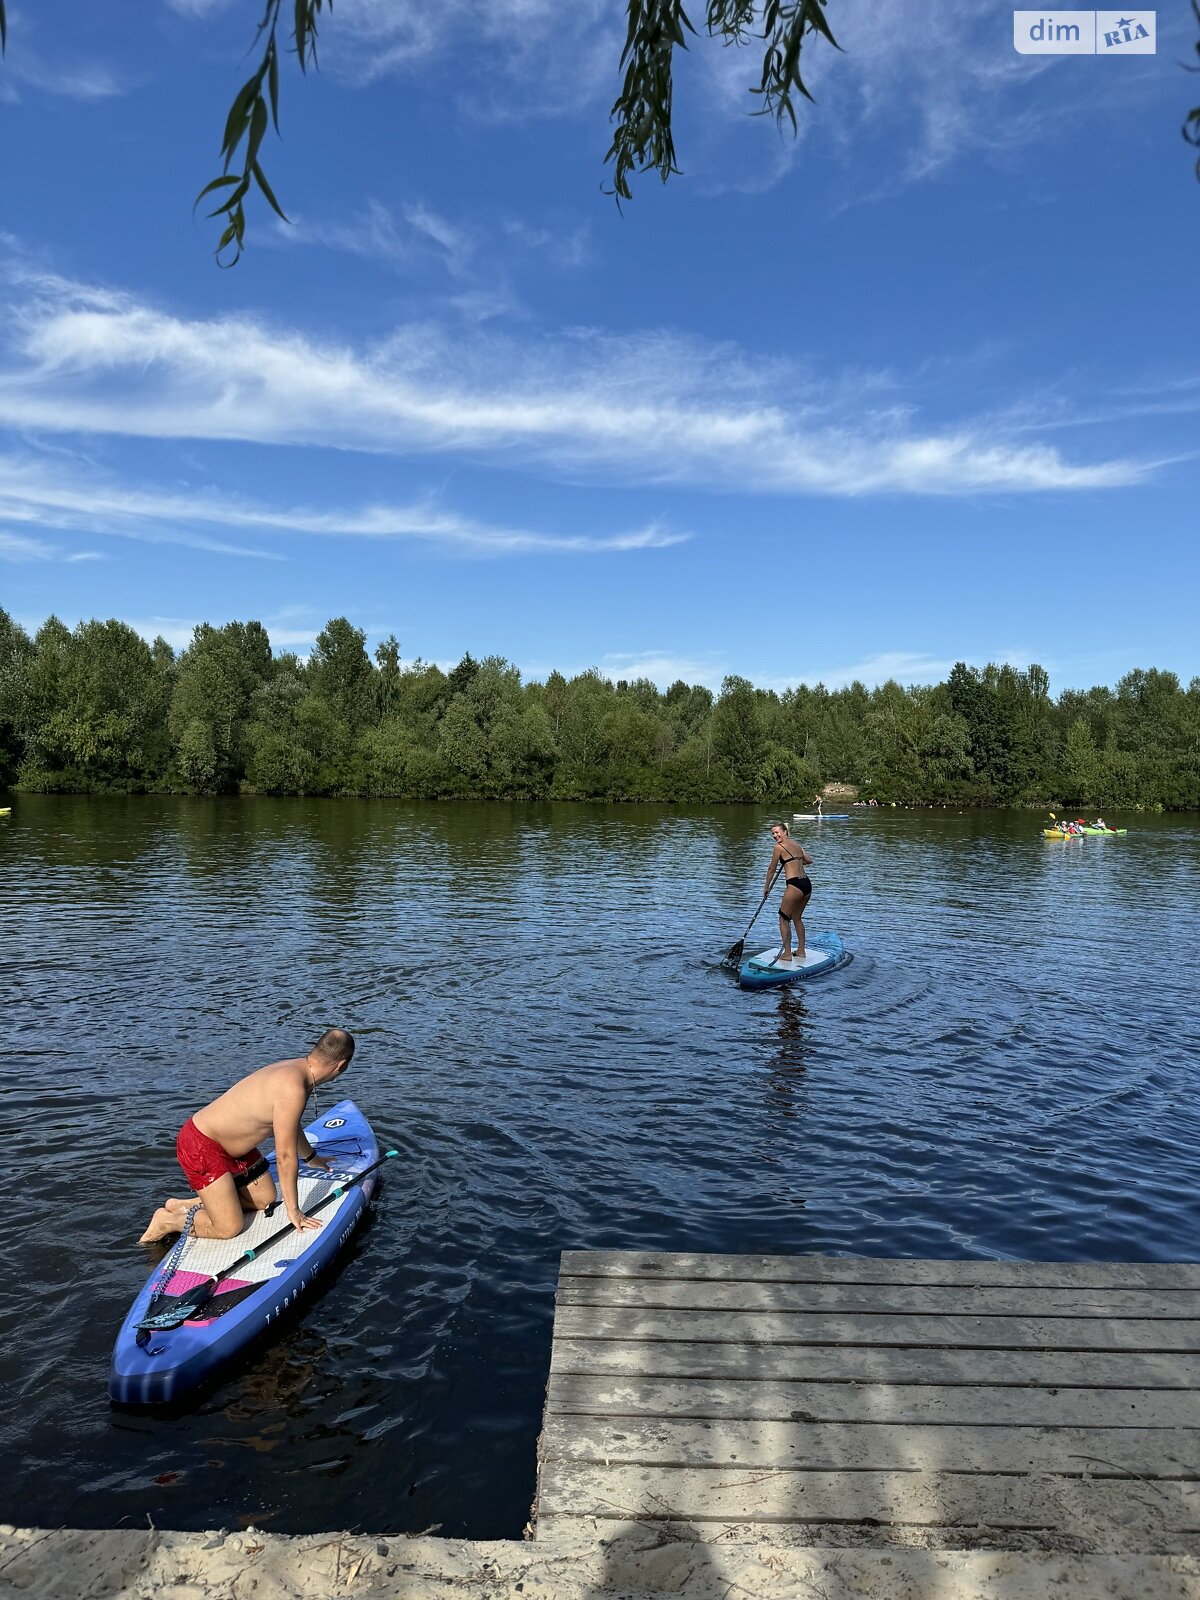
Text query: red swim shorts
176 1118 268 1193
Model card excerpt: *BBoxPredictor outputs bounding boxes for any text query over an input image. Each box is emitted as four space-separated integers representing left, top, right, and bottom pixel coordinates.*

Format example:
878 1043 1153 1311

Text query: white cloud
0 454 687 558
0 273 1149 497
598 651 727 691
758 649 1046 692
0 529 55 562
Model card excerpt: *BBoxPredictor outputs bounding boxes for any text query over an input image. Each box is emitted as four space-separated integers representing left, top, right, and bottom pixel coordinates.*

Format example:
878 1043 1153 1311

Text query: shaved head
312 1027 355 1065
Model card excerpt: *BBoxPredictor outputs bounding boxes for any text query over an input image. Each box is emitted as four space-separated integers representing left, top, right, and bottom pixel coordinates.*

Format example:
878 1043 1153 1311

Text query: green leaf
221 75 259 163
252 161 290 223
208 177 251 217
295 0 310 69
267 38 280 131
245 94 269 173
194 174 242 211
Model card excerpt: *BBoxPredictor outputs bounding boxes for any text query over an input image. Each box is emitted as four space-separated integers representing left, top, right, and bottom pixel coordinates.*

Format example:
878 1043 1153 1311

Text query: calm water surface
2 797 1198 1534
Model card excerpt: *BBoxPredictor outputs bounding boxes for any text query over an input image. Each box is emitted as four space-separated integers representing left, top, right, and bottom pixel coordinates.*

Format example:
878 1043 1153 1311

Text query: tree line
0 609 1197 807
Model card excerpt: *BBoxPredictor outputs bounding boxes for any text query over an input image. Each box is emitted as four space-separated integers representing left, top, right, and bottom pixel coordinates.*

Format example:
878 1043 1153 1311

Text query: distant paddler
766 822 813 964
138 1028 355 1245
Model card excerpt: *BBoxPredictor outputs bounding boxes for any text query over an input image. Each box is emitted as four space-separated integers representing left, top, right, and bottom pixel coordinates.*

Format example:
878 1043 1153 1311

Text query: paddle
135 1148 399 1335
722 864 782 968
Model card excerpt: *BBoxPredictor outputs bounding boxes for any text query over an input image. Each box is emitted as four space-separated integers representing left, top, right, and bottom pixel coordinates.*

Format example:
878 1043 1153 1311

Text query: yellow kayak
0 807 10 817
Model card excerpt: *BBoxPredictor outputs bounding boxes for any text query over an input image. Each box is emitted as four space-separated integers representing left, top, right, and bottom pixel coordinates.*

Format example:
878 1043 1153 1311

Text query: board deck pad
161 1170 344 1294
739 931 846 989
747 946 833 972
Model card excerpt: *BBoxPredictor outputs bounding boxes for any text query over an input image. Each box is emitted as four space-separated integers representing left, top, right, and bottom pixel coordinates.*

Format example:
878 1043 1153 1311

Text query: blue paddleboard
791 813 850 821
110 1098 380 1405
739 931 846 989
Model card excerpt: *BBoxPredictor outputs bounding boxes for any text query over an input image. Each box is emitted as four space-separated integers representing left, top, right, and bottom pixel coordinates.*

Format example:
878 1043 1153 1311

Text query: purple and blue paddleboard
110 1098 380 1405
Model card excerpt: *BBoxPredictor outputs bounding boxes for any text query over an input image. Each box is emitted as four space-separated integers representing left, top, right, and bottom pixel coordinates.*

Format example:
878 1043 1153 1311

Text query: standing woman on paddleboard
766 823 813 963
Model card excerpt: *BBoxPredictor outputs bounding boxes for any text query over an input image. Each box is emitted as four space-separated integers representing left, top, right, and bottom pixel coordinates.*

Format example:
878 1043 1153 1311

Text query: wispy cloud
598 650 728 691
0 271 1151 496
0 453 687 558
278 198 478 279
771 650 967 692
0 529 56 562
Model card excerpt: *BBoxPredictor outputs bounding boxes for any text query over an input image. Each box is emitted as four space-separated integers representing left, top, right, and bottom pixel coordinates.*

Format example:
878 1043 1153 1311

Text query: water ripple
1 797 1197 1537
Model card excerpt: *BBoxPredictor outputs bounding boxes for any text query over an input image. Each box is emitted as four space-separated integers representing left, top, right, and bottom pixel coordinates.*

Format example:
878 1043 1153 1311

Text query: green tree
309 616 375 734
756 743 814 804
170 621 273 793
375 634 401 720
711 675 766 799
0 609 33 785
1062 717 1100 804
22 620 170 790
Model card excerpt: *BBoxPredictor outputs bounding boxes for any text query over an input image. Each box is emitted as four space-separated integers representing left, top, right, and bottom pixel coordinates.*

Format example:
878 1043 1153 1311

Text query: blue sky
0 0 1196 692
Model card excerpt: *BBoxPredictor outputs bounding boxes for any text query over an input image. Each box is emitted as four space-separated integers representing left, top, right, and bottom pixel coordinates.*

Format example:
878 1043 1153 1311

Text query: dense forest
0 609 1197 807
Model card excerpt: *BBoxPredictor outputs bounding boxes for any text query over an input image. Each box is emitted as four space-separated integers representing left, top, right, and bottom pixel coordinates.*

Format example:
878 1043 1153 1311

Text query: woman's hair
770 821 790 833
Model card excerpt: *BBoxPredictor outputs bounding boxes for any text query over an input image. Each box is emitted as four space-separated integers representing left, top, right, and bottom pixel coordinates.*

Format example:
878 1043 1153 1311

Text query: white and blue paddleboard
739 931 846 989
110 1099 381 1405
792 813 850 821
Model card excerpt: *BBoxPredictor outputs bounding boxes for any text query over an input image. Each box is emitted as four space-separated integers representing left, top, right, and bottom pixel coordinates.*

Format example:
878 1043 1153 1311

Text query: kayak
110 1098 381 1405
740 931 846 989
791 813 850 821
0 807 10 816
1043 827 1127 838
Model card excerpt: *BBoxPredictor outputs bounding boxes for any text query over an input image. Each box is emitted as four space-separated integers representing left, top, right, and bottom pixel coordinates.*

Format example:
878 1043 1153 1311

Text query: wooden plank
536 1461 1200 1535
548 1337 1200 1390
553 1306 1200 1352
539 1414 1200 1477
559 1252 1200 1290
557 1279 1200 1318
544 1374 1200 1429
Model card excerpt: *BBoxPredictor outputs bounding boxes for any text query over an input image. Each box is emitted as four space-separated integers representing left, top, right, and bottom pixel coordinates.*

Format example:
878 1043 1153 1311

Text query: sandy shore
3 1525 1199 1599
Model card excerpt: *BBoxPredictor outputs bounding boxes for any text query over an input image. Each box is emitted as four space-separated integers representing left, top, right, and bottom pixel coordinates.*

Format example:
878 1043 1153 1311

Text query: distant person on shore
766 823 814 963
138 1029 355 1245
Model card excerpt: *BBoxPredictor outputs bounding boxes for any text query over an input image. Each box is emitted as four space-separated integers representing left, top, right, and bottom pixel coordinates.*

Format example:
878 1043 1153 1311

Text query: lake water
2 797 1198 1536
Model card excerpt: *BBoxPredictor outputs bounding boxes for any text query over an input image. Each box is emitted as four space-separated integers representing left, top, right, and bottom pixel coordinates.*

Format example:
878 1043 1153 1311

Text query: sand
3 1525 1199 1600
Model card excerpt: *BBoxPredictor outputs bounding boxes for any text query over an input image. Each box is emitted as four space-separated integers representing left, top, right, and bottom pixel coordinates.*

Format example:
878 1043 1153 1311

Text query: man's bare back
138 1028 356 1246
193 1057 314 1156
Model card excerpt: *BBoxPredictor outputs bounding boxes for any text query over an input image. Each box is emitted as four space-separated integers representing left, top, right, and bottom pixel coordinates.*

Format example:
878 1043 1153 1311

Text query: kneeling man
139 1028 355 1244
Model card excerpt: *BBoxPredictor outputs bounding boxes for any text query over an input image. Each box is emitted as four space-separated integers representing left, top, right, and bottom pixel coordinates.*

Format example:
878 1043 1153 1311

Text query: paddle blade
722 938 745 968
136 1279 216 1332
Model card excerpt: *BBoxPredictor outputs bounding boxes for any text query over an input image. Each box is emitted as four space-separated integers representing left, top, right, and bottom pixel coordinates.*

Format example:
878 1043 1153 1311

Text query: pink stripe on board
162 1268 209 1296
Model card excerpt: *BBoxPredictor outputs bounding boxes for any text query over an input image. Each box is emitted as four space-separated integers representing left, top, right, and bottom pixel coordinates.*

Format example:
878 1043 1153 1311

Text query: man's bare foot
776 949 794 962
165 1197 198 1215
138 1207 181 1245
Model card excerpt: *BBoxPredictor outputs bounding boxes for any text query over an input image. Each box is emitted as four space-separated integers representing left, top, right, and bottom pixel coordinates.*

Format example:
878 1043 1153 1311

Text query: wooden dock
534 1251 1200 1552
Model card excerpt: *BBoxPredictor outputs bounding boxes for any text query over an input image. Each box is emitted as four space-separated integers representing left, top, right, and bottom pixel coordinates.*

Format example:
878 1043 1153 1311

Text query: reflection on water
764 989 810 1119
2 796 1198 1537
